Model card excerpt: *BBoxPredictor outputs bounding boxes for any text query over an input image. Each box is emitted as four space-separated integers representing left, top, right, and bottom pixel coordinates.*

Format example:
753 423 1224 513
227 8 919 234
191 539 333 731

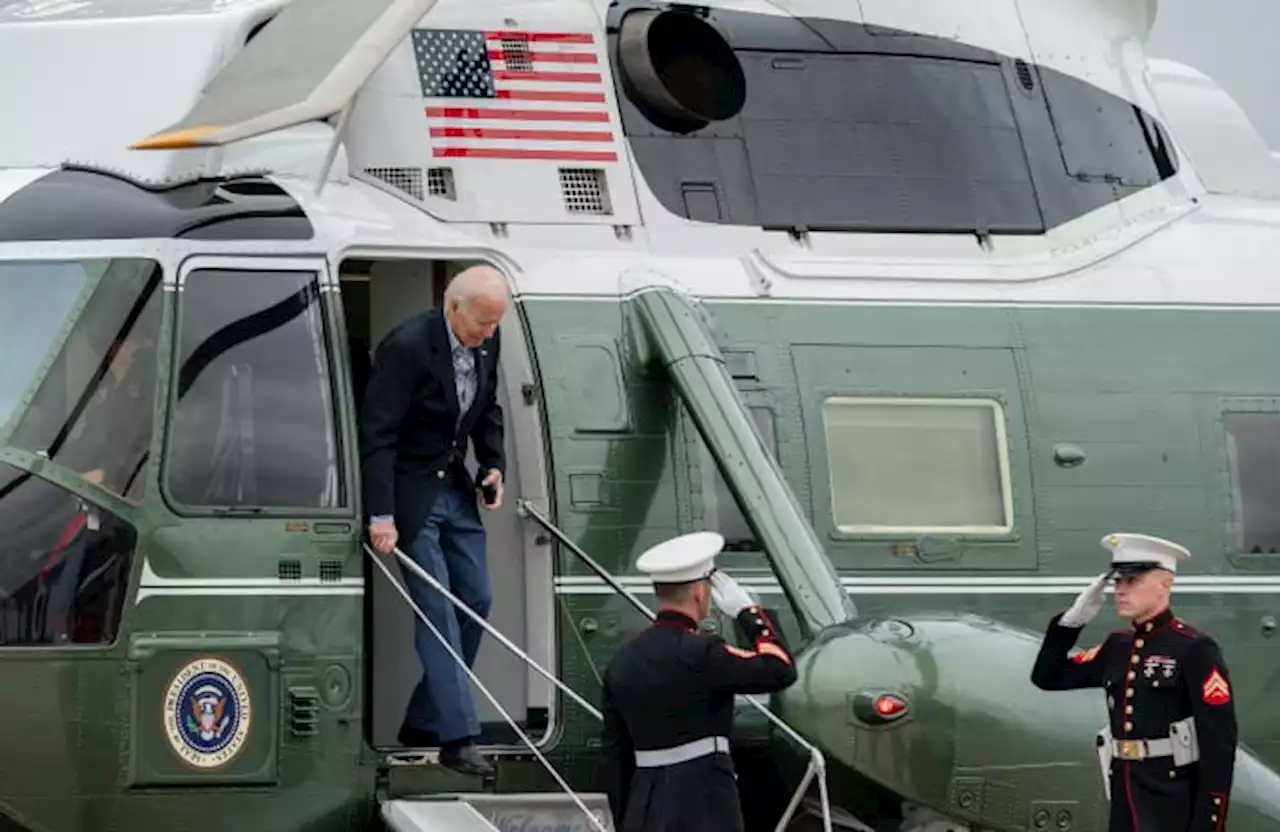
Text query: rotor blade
130 0 439 150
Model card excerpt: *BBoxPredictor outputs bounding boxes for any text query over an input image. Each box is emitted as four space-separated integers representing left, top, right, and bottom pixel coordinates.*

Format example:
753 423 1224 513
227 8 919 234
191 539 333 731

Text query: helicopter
2 0 1280 829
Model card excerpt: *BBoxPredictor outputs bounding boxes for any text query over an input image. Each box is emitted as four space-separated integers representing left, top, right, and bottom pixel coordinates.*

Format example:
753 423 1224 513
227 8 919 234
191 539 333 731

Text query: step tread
382 800 498 832
424 791 612 804
394 793 616 831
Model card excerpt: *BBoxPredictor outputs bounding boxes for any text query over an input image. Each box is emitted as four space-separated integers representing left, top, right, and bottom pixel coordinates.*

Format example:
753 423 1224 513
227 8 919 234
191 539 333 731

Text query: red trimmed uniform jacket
599 606 798 832
1031 607 1238 832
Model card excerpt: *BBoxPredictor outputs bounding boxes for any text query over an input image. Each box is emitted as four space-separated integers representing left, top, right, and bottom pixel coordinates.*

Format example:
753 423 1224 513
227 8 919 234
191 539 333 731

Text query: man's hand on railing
710 571 757 618
369 519 397 554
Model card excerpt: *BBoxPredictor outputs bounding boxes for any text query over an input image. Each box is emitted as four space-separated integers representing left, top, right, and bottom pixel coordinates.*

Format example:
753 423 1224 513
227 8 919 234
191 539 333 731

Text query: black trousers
1108 759 1194 831
621 753 743 832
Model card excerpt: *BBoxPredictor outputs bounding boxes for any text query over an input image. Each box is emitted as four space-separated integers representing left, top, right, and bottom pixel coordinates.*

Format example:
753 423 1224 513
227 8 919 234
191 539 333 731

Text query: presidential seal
162 657 252 769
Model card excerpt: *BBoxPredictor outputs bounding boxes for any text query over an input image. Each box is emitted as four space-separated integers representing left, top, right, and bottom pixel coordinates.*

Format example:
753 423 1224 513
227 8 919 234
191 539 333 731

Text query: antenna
313 102 355 197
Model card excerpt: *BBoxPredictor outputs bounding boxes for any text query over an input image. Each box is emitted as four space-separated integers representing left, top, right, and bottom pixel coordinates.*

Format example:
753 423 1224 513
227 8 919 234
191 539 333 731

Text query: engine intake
617 8 746 133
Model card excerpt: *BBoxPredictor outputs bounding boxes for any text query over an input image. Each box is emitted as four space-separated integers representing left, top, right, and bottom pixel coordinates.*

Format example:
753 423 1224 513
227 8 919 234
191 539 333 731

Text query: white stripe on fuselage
135 559 363 603
515 293 1280 313
131 561 1280 602
553 575 1280 596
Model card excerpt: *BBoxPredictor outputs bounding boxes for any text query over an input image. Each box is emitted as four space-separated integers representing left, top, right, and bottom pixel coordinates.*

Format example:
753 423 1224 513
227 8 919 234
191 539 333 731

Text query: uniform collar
1134 607 1174 634
654 609 698 630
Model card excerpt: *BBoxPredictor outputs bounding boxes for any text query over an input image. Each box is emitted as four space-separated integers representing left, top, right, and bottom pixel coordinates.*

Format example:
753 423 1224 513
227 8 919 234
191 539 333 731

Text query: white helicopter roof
0 0 276 23
0 0 1277 312
0 0 286 180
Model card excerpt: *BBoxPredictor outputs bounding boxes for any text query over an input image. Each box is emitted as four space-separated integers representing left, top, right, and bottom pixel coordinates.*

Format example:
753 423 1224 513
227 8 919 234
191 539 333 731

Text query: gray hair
445 264 510 310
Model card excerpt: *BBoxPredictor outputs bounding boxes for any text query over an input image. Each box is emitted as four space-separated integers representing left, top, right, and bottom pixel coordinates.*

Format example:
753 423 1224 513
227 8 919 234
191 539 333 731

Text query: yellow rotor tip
129 125 221 150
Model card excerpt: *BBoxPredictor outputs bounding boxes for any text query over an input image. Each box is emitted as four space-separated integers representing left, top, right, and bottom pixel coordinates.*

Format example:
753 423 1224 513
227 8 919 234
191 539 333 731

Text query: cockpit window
164 266 343 512
0 260 100 434
0 461 135 647
7 259 163 501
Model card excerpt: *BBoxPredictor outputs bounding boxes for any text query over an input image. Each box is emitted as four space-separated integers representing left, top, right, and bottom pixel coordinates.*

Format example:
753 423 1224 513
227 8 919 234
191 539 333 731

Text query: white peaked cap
1101 532 1191 573
636 531 725 584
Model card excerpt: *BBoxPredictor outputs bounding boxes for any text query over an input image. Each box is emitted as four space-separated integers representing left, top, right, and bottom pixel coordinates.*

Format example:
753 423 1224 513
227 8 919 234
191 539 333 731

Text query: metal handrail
364 544 610 832
516 498 834 832
366 542 602 721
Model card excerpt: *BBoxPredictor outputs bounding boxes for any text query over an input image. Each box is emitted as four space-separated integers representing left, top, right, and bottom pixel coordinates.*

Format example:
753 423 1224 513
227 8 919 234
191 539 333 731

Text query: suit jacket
359 307 504 543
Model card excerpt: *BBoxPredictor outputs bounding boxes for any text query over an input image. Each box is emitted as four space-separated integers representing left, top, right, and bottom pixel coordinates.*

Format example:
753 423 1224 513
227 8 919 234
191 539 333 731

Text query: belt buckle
1117 740 1145 761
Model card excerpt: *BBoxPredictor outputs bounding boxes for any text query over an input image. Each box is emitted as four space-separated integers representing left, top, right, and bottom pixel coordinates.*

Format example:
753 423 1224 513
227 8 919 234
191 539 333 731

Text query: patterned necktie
453 344 475 418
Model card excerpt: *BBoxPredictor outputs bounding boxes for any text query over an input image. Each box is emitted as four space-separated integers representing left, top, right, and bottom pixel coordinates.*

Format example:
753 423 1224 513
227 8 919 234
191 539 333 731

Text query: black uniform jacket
359 308 503 542
1031 607 1237 832
600 606 799 832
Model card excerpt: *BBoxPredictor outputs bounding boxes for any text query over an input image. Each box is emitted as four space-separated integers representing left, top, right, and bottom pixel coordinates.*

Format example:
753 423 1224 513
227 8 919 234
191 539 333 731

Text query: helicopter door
0 256 166 828
337 255 554 750
126 255 361 788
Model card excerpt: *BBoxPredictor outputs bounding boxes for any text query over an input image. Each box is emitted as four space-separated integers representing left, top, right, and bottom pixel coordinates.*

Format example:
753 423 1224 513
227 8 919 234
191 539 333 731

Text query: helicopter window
1223 412 1280 554
821 396 1012 534
8 259 163 501
164 268 343 512
612 10 1182 235
703 405 779 549
0 462 134 647
0 259 99 437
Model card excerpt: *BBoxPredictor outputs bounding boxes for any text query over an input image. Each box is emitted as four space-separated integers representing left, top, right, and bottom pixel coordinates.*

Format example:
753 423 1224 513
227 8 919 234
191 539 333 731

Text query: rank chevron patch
1202 668 1231 705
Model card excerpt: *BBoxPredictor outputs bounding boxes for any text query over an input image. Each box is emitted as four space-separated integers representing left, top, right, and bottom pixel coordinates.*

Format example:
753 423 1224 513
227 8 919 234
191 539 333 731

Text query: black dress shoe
397 725 440 748
439 743 494 777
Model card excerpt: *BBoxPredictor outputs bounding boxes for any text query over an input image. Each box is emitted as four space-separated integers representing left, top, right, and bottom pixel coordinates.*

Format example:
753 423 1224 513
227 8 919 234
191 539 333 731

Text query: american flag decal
412 28 617 163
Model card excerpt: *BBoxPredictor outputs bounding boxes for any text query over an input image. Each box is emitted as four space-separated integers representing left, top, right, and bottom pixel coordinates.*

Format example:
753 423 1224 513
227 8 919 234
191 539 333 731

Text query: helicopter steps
382 793 613 832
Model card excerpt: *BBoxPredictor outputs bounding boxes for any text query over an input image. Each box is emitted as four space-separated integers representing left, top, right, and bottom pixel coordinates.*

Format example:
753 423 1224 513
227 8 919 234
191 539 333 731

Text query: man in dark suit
361 264 508 777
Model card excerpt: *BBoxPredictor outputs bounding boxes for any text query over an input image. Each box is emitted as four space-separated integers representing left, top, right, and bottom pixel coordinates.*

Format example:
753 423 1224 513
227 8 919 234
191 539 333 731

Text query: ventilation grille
500 35 534 73
559 168 612 215
278 559 302 581
365 167 424 200
1014 58 1035 92
288 686 320 737
319 560 344 583
427 167 456 199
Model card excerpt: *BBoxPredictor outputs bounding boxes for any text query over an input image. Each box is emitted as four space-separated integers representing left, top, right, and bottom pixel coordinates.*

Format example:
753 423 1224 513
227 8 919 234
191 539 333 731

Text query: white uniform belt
1109 737 1176 760
634 736 731 768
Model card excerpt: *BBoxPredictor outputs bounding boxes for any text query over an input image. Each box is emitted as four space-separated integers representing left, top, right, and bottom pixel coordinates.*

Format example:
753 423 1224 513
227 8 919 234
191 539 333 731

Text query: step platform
383 792 615 832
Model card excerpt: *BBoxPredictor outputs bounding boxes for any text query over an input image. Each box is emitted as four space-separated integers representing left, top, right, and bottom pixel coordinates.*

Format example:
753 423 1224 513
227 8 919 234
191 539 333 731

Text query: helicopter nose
775 618 940 790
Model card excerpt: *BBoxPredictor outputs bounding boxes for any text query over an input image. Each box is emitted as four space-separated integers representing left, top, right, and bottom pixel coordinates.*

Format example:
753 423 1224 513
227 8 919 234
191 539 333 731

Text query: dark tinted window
0 462 134 647
738 53 1041 234
1224 413 1280 553
165 268 343 510
702 406 779 549
613 9 1180 235
9 259 162 501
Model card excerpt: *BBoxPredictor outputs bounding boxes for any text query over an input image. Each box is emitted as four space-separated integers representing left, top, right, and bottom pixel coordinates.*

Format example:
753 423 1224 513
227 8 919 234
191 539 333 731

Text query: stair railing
516 498 834 832
364 543 610 832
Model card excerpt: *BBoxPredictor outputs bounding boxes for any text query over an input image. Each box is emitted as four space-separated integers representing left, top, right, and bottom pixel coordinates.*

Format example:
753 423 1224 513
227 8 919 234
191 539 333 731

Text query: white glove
1059 572 1109 628
709 571 757 618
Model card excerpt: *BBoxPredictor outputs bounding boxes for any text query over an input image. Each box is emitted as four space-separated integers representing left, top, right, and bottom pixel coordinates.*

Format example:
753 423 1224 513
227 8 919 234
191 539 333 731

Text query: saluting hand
710 571 756 618
1060 572 1109 628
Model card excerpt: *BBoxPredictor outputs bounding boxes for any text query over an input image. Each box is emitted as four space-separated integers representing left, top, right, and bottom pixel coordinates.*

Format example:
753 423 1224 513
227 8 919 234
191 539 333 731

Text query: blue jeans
401 479 492 743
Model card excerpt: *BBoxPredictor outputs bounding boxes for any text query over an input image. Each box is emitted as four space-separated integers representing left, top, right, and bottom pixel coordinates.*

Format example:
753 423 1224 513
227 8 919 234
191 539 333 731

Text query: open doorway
337 255 554 751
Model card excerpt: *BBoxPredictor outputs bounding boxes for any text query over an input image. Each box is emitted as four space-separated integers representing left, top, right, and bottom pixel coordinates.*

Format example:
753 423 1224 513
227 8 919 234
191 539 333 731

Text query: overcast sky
1148 1 1280 148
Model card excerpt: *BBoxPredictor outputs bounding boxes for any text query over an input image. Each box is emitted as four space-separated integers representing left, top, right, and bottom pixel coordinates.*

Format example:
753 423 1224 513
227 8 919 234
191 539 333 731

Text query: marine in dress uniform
1030 533 1238 832
600 532 799 832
